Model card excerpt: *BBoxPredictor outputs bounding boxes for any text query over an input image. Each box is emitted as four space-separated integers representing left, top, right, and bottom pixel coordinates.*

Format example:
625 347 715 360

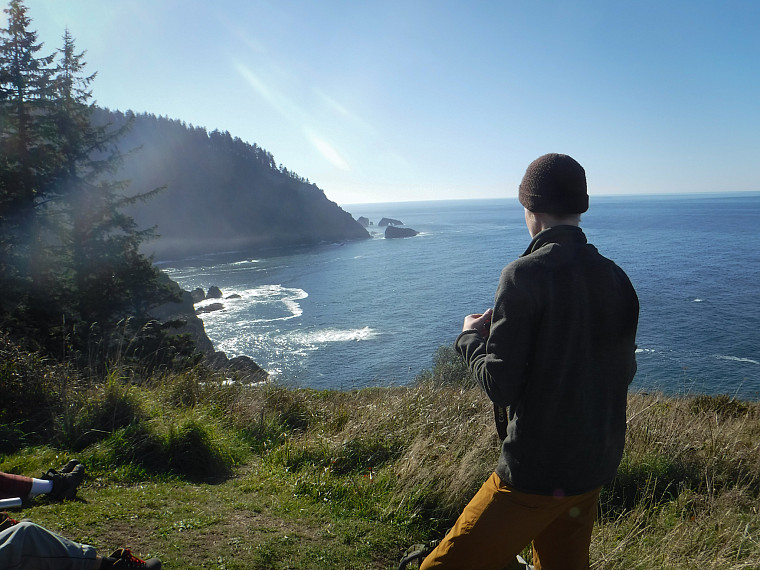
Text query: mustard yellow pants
420 472 600 570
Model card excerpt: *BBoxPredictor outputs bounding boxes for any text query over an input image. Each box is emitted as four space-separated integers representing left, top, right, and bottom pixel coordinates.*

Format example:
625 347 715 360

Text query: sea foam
716 355 759 365
288 326 377 346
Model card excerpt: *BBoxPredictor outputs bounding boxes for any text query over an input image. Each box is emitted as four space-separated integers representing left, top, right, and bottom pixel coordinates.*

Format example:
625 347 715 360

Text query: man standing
420 153 639 570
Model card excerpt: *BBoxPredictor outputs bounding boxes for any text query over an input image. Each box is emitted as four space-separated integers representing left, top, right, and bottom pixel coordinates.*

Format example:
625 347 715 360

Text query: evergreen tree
0 0 56 303
48 28 175 349
0 0 55 200
0 3 184 367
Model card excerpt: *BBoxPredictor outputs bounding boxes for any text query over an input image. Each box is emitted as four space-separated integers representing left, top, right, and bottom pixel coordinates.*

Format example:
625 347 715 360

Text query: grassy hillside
2 341 759 569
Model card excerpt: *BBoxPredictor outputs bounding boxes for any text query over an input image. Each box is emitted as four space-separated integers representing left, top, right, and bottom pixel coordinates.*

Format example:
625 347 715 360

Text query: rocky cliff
150 273 267 383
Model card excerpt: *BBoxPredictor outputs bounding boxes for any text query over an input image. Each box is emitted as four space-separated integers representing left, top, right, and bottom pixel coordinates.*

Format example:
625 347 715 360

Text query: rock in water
379 217 403 226
385 226 419 238
196 302 224 314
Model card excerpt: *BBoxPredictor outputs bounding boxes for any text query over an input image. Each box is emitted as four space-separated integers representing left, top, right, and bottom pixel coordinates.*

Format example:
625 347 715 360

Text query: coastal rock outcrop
379 217 403 226
196 302 224 315
357 216 371 227
149 278 215 355
149 272 268 381
207 286 223 299
205 352 267 384
385 226 419 239
190 287 205 303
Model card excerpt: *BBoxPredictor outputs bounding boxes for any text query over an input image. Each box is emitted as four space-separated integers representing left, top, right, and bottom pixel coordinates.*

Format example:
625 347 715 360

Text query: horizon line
339 189 760 207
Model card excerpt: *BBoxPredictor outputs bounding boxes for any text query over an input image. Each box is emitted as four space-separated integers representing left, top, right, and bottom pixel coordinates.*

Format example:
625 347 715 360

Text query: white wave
195 297 221 307
245 284 308 301
196 284 308 323
635 348 655 353
228 259 260 267
288 326 377 346
259 285 306 321
692 298 703 302
716 355 759 365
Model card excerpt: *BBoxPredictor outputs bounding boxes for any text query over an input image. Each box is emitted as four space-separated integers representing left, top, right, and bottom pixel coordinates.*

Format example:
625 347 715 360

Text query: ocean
160 193 760 399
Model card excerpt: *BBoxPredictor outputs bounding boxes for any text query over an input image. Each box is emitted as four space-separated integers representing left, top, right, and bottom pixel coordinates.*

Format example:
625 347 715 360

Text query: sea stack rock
379 217 403 226
356 216 371 227
385 226 419 239
207 286 223 299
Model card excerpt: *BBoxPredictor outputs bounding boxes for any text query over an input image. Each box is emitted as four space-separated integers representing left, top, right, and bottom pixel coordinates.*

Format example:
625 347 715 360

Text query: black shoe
101 549 161 569
42 463 85 500
59 459 81 473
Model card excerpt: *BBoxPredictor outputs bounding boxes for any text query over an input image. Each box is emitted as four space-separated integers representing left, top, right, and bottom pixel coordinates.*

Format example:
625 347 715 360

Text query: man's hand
462 308 493 338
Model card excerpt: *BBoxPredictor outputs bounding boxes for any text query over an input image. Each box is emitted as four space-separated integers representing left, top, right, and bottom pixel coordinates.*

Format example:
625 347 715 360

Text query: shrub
159 368 206 408
0 333 74 450
415 345 472 387
262 386 314 431
68 372 146 449
166 417 236 481
95 413 244 482
688 394 751 419
105 422 167 472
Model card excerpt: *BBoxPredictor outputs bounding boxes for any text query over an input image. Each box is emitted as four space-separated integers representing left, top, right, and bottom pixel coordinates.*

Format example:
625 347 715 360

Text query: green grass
2 343 760 568
7 451 419 569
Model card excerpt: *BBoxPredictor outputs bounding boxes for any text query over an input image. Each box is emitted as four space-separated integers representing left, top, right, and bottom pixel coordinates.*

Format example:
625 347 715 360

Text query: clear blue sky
15 0 760 204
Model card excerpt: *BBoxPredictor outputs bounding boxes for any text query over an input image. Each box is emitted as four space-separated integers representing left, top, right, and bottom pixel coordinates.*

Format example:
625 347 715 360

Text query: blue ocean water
160 193 760 399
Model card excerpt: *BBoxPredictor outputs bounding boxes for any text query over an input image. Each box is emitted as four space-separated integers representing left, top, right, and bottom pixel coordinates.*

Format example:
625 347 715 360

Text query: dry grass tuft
593 392 760 568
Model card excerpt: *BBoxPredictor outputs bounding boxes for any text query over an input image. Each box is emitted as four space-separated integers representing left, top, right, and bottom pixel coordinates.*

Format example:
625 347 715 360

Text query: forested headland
104 109 370 259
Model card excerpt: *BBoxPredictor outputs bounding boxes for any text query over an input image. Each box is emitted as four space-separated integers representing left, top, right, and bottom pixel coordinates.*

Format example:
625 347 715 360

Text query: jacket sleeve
455 264 535 408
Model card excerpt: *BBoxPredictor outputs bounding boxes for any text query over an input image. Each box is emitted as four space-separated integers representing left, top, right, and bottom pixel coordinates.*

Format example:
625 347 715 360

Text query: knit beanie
518 153 588 214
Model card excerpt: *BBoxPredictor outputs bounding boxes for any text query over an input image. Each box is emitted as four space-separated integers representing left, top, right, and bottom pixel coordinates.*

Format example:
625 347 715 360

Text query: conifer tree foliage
0 0 56 295
0 1 182 366
50 28 170 330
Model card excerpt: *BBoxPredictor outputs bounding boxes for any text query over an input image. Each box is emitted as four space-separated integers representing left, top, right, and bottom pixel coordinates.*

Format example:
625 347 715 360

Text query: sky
12 0 760 204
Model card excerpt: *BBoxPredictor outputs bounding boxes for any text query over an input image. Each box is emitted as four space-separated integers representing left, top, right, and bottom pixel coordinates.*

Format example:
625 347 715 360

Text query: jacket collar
521 225 586 257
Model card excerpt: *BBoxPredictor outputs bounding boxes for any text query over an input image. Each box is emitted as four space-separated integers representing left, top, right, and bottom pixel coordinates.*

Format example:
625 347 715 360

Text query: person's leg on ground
530 487 600 570
0 473 34 500
420 473 556 570
0 460 84 501
0 520 100 570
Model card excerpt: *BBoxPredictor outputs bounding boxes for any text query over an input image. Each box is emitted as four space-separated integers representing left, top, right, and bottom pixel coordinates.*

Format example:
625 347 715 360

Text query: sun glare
305 129 350 171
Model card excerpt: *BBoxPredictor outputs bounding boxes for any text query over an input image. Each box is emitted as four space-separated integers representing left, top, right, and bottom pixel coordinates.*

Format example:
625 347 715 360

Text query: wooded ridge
101 109 371 259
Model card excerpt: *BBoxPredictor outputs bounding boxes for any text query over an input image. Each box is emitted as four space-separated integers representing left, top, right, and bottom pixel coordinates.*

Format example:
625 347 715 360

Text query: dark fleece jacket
456 225 639 496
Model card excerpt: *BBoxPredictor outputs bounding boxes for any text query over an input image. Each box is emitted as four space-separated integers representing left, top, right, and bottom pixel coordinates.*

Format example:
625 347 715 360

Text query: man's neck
526 210 580 237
